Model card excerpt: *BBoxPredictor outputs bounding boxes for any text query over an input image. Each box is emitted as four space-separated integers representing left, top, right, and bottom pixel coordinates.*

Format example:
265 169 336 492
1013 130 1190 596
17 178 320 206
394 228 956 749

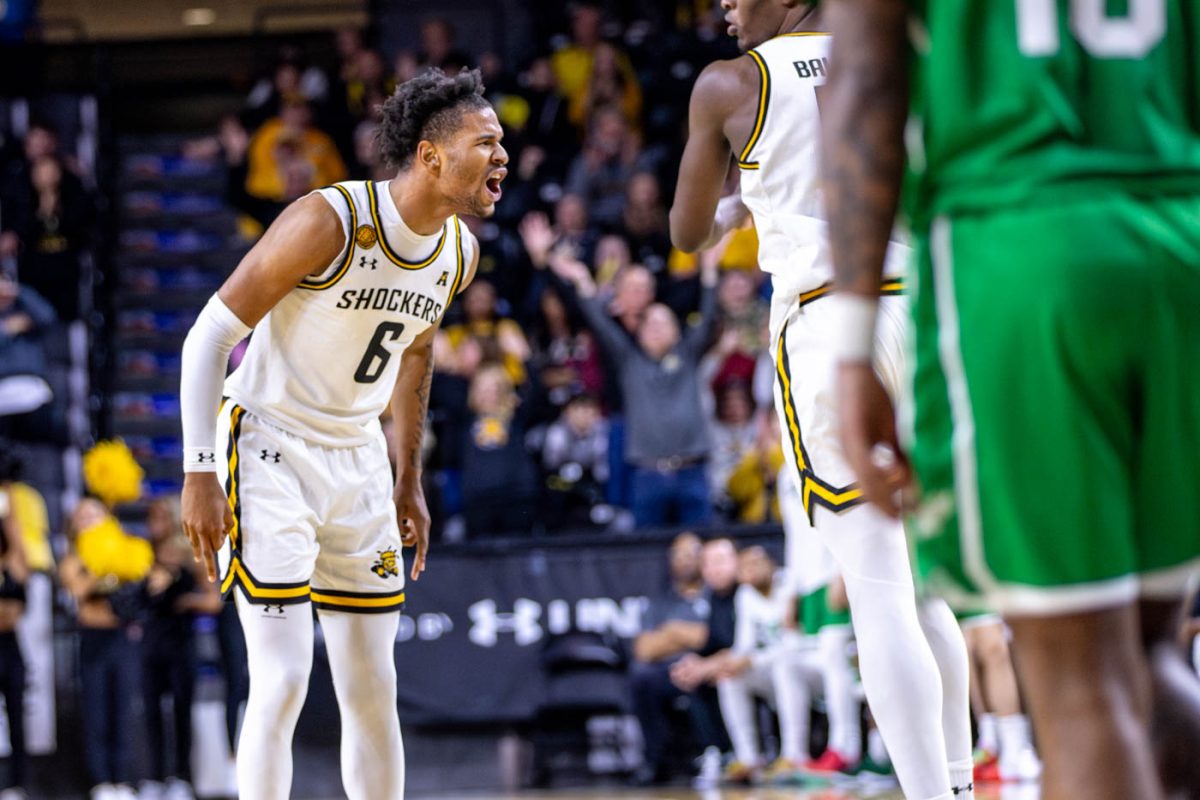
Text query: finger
861 463 903 518
183 523 204 563
410 538 428 581
199 539 217 583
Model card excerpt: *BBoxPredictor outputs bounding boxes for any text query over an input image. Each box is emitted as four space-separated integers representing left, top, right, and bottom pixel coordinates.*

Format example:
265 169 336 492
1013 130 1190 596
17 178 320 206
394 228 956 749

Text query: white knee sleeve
235 593 314 800
319 610 404 800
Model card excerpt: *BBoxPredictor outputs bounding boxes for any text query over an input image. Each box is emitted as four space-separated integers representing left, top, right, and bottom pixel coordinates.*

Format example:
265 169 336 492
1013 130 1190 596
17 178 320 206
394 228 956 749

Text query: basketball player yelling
668 2 974 798
179 69 503 799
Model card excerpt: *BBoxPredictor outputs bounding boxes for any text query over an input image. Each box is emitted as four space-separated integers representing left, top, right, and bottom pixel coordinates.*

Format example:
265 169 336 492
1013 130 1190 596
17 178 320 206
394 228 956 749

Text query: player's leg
964 617 1038 780
716 669 763 768
916 597 974 792
1141 598 1200 794
813 624 861 764
1008 606 1158 800
308 433 409 798
214 405 321 799
770 649 814 765
234 593 314 800
318 610 404 800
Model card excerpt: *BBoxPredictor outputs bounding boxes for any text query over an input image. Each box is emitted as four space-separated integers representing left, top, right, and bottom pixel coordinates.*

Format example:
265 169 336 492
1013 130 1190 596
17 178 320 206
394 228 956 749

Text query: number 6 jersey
224 180 470 446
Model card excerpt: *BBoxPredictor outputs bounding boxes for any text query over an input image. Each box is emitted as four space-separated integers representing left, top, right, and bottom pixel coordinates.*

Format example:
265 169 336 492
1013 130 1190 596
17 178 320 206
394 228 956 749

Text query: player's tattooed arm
820 0 910 296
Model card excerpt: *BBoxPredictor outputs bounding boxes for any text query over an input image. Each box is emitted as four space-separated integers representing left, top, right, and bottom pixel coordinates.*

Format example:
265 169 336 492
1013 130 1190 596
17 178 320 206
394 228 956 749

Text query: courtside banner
305 528 783 725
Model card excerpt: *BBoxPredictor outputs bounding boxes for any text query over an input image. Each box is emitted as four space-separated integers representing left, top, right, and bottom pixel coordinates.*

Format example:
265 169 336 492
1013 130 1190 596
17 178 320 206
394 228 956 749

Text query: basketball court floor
410 785 1038 799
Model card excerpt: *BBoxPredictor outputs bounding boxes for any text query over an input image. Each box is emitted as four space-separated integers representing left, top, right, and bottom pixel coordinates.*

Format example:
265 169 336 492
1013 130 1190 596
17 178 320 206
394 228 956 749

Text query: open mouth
484 169 506 202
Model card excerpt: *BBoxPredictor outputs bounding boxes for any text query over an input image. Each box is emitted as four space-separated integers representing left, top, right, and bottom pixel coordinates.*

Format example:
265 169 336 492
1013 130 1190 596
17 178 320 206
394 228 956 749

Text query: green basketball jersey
903 0 1200 226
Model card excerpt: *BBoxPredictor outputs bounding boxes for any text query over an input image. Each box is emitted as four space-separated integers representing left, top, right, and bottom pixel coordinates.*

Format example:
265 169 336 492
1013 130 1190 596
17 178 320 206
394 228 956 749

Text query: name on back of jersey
792 57 828 80
335 287 444 324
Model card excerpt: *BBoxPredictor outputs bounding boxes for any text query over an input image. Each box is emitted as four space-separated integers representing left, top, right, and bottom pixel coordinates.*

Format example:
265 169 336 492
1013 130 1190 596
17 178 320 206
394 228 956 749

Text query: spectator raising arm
548 248 635 361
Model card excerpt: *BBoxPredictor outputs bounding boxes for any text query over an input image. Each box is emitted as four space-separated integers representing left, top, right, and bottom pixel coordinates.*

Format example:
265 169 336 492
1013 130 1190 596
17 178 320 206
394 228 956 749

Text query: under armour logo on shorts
262 604 285 615
260 450 281 463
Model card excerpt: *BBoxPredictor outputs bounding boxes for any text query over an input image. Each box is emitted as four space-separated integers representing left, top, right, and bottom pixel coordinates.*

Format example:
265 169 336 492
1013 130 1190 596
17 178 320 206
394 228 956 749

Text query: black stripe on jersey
300 184 358 290
737 49 771 170
368 181 447 269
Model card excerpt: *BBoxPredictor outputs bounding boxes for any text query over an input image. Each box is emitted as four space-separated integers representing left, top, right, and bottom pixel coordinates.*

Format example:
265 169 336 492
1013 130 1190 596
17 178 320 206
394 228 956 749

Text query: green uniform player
902 0 1200 612
820 1 1200 797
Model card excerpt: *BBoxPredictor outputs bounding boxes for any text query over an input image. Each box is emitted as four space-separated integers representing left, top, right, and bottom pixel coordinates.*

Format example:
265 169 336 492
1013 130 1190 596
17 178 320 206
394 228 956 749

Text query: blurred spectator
619 171 670 275
540 392 610 529
629 532 709 784
726 410 784 524
59 499 143 799
436 279 531 385
141 497 220 800
245 102 347 204
458 365 539 538
244 50 329 129
345 49 395 119
11 154 93 320
552 4 642 131
707 379 758 516
418 17 473 74
551 245 718 527
526 285 604 421
573 41 643 132
503 57 575 182
518 200 597 276
0 463 28 798
0 276 55 420
564 106 655 228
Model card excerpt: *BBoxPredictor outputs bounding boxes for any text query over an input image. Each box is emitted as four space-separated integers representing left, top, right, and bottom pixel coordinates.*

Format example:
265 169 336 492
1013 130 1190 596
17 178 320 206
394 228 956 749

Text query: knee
259 661 312 714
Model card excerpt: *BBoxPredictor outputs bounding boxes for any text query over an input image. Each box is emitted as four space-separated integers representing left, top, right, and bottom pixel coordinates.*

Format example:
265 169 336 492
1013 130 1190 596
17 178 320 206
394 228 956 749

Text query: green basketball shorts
907 195 1200 616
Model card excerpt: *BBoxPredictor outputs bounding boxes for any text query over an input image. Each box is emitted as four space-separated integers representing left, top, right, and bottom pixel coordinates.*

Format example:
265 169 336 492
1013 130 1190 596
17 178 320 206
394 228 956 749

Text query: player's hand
181 472 232 583
394 477 430 581
835 362 912 518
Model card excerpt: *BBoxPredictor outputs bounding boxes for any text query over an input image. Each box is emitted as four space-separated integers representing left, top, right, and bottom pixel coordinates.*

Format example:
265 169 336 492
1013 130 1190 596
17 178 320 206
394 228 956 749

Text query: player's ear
416 140 441 175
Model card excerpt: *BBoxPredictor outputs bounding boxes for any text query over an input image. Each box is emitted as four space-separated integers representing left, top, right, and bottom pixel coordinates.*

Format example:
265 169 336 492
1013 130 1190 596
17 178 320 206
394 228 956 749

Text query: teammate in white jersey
178 69 505 799
668 3 973 799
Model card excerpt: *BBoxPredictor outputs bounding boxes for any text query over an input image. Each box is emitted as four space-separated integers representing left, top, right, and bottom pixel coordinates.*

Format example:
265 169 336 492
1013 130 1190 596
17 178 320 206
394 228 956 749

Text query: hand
547 248 596 297
669 653 705 692
3 314 33 336
394 478 430 581
835 362 912 517
181 473 232 583
518 212 556 268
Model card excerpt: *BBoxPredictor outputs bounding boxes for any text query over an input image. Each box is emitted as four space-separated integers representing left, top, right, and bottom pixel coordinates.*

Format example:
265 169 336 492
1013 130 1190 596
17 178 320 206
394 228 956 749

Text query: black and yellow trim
221 558 311 605
778 31 831 37
447 216 467 295
775 279 906 522
368 181 447 269
737 49 770 170
300 184 357 290
311 586 406 614
224 404 245 551
795 278 905 310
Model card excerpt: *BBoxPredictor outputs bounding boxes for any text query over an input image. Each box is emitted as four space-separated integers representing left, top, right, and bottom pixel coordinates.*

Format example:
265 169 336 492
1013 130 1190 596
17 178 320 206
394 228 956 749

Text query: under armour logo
197 453 215 463
468 598 543 647
359 256 378 270
260 450 280 463
952 783 974 796
263 604 285 615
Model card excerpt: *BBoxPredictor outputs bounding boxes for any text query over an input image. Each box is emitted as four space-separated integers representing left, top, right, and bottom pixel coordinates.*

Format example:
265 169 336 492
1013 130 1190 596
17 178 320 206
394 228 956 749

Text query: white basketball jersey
738 33 904 301
224 180 470 446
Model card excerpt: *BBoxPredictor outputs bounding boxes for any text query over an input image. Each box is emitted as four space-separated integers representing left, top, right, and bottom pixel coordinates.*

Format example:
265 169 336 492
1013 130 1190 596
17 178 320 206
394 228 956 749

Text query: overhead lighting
182 8 216 26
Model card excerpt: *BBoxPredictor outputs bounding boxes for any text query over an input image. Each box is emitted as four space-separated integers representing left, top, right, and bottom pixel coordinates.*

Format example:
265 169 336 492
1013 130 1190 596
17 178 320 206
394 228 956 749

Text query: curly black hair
376 67 490 170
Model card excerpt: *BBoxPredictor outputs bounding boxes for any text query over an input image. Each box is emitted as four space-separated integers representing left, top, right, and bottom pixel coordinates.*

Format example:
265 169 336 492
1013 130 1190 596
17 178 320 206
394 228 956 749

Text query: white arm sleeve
180 294 252 472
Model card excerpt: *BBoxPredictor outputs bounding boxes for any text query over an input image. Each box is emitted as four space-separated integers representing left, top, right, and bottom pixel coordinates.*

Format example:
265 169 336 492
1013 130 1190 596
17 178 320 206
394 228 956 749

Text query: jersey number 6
354 321 406 384
1017 0 1166 58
